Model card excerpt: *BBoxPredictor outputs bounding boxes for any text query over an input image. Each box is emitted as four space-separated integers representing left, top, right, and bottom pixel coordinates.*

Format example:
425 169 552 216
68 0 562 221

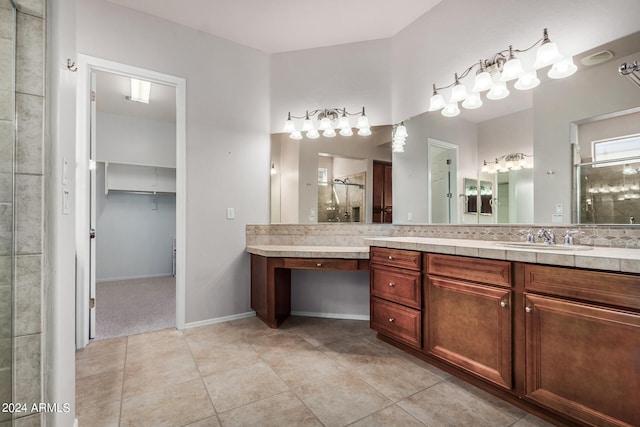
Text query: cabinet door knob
525 306 533 313
388 282 395 287
316 263 322 267
388 318 395 323
388 256 393 260
500 301 508 308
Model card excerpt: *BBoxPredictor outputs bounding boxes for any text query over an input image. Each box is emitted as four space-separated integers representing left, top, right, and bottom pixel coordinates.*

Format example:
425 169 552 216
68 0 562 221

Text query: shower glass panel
0 0 16 420
318 172 366 222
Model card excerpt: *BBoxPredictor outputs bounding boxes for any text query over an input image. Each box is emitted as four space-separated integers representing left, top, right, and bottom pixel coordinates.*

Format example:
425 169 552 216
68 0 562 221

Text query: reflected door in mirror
373 161 392 223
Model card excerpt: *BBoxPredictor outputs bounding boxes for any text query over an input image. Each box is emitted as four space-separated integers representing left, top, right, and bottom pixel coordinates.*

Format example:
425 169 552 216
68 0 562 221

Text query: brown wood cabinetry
372 161 392 223
425 254 513 389
369 247 422 348
523 265 640 427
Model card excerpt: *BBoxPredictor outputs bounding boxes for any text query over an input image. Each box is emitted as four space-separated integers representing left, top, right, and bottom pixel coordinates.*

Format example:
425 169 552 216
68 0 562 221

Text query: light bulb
357 127 372 136
290 130 302 140
306 129 319 139
441 103 460 117
487 78 510 100
548 56 577 79
473 61 493 92
337 114 350 130
356 115 370 130
462 91 483 109
282 112 295 133
514 70 540 90
318 117 332 131
428 92 445 111
533 29 563 69
395 124 408 138
339 127 353 137
301 111 314 132
450 73 468 102
500 47 525 81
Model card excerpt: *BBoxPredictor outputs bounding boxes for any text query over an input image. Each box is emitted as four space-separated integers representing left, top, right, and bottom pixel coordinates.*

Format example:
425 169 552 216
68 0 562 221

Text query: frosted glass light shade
441 103 460 117
500 57 525 81
282 118 295 133
514 70 540 90
318 117 332 131
337 115 350 130
533 41 563 69
302 117 314 132
462 92 483 109
306 129 320 139
290 130 303 140
428 93 445 111
323 128 336 137
548 56 577 79
450 82 468 103
472 71 493 92
356 115 370 130
487 80 510 100
395 124 408 138
357 127 372 136
339 127 353 137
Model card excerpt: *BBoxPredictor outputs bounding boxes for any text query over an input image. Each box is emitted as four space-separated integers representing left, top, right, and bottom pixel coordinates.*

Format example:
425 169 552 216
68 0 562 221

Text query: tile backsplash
246 223 640 249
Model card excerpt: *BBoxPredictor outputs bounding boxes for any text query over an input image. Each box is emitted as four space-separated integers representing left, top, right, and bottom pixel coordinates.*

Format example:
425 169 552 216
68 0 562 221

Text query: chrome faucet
537 228 555 245
563 230 582 246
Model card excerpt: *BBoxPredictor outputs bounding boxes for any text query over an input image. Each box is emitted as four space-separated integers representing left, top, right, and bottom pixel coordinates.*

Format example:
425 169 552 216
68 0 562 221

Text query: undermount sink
493 242 593 251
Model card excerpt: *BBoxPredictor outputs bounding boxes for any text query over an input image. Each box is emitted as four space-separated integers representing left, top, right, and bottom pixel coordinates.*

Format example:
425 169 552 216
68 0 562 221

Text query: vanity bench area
247 224 640 427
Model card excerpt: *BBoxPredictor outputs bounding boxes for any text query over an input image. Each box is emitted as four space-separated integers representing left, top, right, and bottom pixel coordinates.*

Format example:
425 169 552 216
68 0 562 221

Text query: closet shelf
104 161 176 196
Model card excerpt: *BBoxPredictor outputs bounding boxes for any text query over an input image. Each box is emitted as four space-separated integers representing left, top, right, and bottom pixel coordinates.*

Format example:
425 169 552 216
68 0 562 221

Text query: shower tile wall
8 0 45 425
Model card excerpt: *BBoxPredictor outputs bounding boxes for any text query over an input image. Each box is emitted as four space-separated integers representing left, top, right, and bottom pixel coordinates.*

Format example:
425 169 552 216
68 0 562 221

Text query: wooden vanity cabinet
370 247 422 349
522 264 640 427
425 254 513 389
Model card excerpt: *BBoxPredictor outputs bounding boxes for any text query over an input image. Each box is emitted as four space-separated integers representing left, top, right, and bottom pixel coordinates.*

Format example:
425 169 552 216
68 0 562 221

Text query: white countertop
365 237 640 274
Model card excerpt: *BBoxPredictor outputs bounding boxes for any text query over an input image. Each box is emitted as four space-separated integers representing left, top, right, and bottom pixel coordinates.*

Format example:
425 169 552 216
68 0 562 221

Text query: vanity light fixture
282 107 371 139
481 153 533 174
622 164 638 175
128 78 151 104
429 28 577 118
392 122 408 153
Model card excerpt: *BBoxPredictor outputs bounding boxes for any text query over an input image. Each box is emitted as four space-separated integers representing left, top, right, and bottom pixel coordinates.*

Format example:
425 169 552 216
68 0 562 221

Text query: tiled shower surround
1 0 46 426
246 223 640 249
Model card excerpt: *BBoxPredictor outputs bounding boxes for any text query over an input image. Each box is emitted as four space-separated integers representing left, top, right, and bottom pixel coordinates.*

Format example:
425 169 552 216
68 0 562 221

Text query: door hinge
90 90 96 101
89 298 95 309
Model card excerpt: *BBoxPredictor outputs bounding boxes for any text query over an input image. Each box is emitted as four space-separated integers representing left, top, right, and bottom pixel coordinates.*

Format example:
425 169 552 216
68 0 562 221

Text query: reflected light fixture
282 107 371 139
481 153 533 174
392 122 408 153
428 28 576 118
128 78 151 104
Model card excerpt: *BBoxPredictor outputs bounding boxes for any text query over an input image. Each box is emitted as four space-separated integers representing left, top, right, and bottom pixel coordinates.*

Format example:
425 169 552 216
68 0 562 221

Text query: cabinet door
426 277 512 389
524 294 640 427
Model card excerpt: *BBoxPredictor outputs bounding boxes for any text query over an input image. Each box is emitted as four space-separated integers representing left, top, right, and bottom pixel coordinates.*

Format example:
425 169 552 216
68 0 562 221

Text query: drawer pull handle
388 282 395 287
316 263 322 267
388 256 393 260
525 306 533 313
388 318 395 323
500 301 508 308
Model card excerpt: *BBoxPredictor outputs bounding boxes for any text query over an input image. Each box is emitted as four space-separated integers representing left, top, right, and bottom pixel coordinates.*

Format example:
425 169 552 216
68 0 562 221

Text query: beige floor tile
447 376 529 420
397 380 520 427
352 355 446 401
76 369 123 412
75 337 127 379
126 328 188 359
218 391 322 427
293 371 393 427
281 317 369 347
350 404 426 426
120 378 215 427
76 400 121 427
185 322 247 349
190 341 262 377
203 360 289 412
266 348 346 387
250 331 317 361
123 350 200 398
319 336 401 370
184 416 222 427
229 316 282 341
511 413 557 427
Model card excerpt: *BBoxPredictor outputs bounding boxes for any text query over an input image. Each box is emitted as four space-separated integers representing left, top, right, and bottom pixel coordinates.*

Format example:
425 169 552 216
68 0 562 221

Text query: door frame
427 138 459 224
75 55 187 349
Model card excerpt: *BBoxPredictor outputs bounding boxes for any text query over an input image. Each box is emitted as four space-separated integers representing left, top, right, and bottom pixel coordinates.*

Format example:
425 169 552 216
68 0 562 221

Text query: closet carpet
95 276 176 340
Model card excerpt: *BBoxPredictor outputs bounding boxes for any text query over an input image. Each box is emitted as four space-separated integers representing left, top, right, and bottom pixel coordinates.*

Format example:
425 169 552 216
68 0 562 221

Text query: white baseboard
97 273 174 283
73 418 79 427
291 311 370 321
183 311 256 329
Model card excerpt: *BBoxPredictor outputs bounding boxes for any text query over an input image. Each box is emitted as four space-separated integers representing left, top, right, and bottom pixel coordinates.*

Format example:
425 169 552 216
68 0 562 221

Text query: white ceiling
106 0 443 53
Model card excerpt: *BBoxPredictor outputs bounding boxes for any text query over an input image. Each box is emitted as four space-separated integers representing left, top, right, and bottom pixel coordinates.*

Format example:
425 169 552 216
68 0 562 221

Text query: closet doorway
76 56 186 348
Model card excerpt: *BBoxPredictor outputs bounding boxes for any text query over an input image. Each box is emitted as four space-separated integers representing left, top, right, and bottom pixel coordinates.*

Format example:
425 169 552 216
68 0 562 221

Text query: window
592 134 640 166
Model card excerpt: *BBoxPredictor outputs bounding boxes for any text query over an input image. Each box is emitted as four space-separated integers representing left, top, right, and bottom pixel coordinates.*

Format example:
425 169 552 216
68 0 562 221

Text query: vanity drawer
370 247 421 271
524 264 640 310
282 258 358 271
371 297 421 349
371 265 421 309
427 254 511 287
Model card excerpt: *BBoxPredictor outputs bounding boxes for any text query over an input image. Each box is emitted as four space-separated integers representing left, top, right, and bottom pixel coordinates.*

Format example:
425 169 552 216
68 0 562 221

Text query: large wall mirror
271 32 640 225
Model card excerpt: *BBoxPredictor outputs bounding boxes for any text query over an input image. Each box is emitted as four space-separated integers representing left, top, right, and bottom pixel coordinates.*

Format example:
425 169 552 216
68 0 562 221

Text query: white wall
578 111 640 160
96 112 176 167
76 0 270 323
46 0 77 425
95 163 176 281
270 38 392 131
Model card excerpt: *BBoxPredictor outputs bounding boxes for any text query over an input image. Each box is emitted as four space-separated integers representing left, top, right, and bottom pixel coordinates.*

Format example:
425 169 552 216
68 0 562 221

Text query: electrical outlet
226 208 235 219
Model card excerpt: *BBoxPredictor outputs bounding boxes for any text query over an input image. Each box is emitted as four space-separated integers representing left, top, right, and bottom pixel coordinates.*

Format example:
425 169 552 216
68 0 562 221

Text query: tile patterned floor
75 316 554 427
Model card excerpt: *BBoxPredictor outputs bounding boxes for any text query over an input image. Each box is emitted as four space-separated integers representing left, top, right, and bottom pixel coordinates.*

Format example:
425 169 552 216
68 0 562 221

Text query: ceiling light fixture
392 122 408 153
282 107 371 139
481 153 533 174
128 78 151 104
429 28 577 118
